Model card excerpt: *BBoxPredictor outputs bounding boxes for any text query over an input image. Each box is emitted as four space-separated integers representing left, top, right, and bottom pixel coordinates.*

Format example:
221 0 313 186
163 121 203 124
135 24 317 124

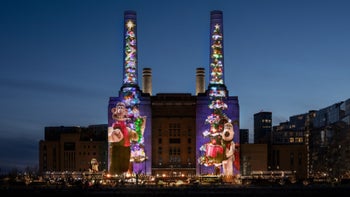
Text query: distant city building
272 112 310 145
39 125 108 172
239 129 249 144
309 99 350 180
268 98 350 180
313 101 344 128
268 111 313 179
253 111 272 144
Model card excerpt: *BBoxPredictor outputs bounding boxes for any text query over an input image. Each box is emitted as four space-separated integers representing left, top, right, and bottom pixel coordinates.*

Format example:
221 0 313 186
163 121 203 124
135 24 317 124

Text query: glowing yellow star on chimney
126 20 135 30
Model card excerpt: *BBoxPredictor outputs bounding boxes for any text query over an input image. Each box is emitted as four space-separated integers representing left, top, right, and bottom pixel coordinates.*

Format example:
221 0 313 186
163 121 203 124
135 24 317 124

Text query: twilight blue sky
1 0 350 172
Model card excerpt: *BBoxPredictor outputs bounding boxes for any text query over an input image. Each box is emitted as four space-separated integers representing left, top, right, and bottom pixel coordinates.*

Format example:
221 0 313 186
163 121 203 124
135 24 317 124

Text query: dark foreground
2 185 350 197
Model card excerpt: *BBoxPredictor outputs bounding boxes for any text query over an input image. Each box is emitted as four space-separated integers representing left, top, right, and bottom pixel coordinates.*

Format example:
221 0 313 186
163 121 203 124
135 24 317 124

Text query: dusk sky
1 0 350 172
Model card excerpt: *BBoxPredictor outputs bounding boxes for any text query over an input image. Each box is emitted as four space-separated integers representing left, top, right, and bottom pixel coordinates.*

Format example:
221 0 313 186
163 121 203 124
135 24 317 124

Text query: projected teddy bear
221 122 235 177
108 102 139 174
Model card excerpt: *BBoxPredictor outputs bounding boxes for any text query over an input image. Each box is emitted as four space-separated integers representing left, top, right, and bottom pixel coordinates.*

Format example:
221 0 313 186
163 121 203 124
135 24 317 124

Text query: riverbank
1 184 350 197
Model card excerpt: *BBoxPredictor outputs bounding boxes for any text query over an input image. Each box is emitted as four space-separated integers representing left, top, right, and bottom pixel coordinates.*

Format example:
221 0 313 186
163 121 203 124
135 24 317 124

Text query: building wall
39 125 108 173
151 93 197 177
271 144 307 180
240 144 268 176
39 140 60 172
39 136 108 173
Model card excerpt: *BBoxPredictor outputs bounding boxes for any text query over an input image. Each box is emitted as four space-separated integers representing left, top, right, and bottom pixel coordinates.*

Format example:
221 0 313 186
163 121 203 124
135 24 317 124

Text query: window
298 152 302 165
188 128 192 137
169 138 181 143
169 123 181 137
188 147 192 154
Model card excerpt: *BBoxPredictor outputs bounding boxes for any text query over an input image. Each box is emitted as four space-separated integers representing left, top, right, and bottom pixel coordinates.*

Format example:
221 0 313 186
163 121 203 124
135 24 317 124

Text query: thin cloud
0 77 101 97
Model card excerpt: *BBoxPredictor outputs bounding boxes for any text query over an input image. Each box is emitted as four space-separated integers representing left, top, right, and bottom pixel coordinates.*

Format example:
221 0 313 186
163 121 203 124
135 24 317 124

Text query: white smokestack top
142 68 152 95
196 67 205 95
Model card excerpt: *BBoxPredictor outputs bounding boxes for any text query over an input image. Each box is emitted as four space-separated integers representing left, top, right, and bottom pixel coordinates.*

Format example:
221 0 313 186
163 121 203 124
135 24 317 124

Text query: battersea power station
39 10 240 183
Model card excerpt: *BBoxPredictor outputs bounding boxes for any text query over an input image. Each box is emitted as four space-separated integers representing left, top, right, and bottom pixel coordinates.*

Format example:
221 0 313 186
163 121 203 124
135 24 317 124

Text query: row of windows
78 152 97 156
158 129 193 137
43 144 102 150
261 119 272 123
44 150 99 156
82 145 98 149
261 125 271 129
273 137 304 144
158 138 192 144
157 123 193 137
157 147 193 155
289 137 304 143
157 156 194 165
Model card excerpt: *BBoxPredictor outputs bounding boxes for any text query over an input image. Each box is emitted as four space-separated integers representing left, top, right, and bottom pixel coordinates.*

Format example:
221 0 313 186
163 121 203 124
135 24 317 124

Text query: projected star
127 20 135 30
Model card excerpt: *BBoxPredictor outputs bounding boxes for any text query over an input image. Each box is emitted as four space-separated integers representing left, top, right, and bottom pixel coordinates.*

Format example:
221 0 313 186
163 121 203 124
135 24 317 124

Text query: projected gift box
206 144 224 162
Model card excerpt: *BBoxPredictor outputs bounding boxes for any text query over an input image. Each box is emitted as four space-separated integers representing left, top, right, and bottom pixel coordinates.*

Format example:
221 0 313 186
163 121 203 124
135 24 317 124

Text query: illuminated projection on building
108 11 148 175
197 10 240 180
209 23 224 85
124 19 137 85
108 10 239 180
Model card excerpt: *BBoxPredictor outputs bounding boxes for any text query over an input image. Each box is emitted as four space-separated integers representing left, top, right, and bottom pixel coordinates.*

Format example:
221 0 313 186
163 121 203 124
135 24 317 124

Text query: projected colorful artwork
197 92 240 179
108 88 147 174
209 23 224 85
124 18 138 85
197 11 240 180
108 11 148 175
